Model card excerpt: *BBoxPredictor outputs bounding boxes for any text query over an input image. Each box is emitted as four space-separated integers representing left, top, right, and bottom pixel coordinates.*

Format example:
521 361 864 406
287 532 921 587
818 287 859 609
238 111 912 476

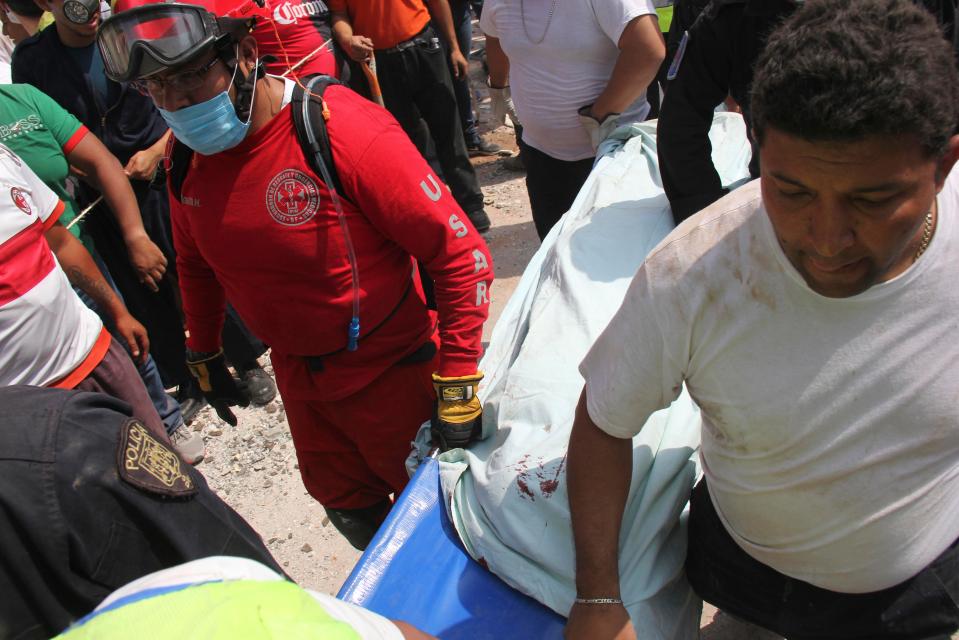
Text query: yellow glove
431 372 483 451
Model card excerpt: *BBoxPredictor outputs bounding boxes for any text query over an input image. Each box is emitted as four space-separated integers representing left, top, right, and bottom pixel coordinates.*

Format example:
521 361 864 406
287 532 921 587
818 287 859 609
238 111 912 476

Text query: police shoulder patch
117 419 197 498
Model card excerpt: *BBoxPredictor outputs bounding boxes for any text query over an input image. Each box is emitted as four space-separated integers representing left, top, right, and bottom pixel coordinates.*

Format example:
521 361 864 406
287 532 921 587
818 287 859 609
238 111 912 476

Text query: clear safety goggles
97 4 244 82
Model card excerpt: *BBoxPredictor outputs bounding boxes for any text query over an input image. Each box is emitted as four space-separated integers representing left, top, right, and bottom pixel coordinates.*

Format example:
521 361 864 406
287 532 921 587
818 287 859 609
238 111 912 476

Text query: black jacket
656 0 959 225
657 0 796 224
0 387 279 640
11 26 167 166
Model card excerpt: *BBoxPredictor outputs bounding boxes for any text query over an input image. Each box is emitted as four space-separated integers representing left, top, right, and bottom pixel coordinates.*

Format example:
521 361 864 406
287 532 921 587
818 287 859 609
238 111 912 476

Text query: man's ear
238 34 259 73
935 134 959 188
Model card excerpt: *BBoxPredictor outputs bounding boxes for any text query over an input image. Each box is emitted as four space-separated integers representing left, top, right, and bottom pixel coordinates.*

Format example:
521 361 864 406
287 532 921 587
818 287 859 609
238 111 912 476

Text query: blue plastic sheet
337 457 566 639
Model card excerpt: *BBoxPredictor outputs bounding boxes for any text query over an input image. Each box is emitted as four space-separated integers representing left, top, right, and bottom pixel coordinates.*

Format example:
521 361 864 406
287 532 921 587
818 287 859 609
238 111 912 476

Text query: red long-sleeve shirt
170 83 493 401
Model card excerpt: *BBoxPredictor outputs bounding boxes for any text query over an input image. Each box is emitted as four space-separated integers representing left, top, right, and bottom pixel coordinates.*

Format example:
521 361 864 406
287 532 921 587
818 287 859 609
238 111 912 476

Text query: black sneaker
238 366 277 406
467 138 503 157
467 209 492 234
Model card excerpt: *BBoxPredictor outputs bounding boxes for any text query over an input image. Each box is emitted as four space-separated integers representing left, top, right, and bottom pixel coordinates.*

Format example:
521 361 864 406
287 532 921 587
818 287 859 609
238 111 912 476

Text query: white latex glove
578 104 620 153
488 84 519 129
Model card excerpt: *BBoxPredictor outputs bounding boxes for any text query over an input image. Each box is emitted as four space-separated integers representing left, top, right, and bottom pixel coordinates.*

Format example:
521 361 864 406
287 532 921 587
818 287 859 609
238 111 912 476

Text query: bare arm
423 0 468 78
565 389 637 639
44 222 149 362
332 10 374 60
392 620 437 639
485 35 509 88
67 133 168 291
123 129 171 181
590 14 665 121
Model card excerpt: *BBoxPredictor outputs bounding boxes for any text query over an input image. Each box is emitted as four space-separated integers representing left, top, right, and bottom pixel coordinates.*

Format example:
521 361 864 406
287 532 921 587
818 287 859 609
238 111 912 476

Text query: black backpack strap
291 74 348 200
166 74 346 202
165 137 195 202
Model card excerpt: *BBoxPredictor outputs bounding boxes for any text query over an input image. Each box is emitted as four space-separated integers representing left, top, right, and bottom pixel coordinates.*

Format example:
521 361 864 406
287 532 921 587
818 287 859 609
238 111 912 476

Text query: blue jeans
74 251 184 436
449 0 479 143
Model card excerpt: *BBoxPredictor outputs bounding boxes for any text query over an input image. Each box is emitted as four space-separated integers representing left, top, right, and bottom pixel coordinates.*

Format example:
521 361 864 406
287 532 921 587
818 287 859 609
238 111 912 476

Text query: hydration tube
301 75 361 351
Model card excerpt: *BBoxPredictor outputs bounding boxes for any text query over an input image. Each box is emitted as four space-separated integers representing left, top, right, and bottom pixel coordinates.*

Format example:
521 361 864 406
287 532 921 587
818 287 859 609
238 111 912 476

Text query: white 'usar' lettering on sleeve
449 214 468 238
475 281 489 306
472 249 488 273
420 174 441 202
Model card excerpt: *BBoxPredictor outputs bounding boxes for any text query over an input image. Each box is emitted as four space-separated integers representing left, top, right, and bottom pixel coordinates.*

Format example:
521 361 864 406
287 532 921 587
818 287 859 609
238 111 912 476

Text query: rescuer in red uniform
97 1 493 549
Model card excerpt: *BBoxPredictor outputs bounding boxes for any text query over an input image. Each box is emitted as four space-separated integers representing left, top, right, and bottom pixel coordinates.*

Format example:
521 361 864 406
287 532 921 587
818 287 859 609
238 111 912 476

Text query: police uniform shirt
0 386 280 639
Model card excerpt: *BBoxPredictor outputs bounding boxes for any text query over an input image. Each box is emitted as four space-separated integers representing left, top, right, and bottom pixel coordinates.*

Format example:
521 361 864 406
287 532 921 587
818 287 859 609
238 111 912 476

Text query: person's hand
450 48 469 79
565 602 636 640
125 233 168 292
431 372 483 451
577 104 620 154
115 312 150 365
487 82 516 128
186 349 250 426
347 35 374 61
124 147 163 181
723 94 742 114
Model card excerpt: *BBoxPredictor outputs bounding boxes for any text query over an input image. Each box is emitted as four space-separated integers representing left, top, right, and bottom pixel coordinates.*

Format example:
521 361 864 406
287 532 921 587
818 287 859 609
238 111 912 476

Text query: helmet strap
218 42 266 123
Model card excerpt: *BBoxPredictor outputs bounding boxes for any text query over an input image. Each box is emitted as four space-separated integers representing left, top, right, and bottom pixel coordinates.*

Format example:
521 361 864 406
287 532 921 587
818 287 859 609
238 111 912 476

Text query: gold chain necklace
914 209 935 261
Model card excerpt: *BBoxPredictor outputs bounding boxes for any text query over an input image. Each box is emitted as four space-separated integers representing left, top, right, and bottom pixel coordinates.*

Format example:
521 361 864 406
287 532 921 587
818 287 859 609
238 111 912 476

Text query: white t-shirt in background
480 0 656 161
580 173 959 593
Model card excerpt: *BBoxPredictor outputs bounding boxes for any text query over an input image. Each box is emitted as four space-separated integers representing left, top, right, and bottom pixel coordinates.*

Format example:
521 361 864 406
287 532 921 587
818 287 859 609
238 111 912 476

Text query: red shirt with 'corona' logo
170 83 493 402
255 0 339 79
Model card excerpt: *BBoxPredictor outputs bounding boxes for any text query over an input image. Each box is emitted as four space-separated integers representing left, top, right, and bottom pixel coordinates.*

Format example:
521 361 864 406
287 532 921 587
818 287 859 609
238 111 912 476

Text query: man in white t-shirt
0 143 167 440
566 1 959 638
480 0 664 240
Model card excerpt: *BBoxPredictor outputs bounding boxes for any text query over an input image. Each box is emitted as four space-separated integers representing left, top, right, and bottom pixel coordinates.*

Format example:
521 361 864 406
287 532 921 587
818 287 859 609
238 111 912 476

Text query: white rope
280 38 333 78
65 194 104 230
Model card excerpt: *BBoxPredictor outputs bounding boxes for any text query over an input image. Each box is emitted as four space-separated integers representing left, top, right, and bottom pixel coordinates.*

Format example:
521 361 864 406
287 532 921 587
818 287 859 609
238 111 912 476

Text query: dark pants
375 24 485 215
74 251 183 436
84 182 266 391
686 479 959 640
519 138 594 240
85 184 191 389
448 0 479 143
75 337 168 442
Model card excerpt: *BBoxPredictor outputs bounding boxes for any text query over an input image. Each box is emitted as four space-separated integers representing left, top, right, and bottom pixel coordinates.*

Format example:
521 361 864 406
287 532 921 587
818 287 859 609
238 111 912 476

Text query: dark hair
751 0 959 157
4 0 43 18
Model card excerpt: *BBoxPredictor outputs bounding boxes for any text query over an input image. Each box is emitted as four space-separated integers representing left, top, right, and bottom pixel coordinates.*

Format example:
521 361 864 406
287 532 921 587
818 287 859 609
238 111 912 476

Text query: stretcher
337 456 567 639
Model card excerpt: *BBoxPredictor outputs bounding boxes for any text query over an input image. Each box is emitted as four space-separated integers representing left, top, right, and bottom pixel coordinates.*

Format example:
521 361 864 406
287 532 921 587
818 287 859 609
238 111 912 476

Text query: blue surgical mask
158 63 254 156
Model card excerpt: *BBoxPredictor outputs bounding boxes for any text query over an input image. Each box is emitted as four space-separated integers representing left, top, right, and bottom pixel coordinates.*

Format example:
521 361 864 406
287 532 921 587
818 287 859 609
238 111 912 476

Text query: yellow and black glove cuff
432 372 484 449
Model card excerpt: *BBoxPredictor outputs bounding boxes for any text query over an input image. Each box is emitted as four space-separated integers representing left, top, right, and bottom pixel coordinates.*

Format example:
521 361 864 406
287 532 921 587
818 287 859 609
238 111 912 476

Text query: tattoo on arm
65 265 118 312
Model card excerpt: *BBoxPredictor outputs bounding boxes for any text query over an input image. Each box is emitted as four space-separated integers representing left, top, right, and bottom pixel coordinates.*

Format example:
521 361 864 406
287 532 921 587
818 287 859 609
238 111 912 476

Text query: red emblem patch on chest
266 169 321 226
10 187 31 215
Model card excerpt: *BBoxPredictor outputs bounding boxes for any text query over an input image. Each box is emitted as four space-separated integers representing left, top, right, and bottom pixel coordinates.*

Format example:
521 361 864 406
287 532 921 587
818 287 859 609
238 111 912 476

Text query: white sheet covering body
415 113 753 639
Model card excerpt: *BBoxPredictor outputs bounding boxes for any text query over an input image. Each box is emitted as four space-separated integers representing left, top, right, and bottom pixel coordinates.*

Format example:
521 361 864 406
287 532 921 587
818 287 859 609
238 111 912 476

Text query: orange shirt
329 0 431 50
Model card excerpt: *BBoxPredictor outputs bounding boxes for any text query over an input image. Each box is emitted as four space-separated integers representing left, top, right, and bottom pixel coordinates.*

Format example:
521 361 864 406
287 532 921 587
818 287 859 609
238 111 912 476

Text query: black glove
431 372 483 452
185 348 250 426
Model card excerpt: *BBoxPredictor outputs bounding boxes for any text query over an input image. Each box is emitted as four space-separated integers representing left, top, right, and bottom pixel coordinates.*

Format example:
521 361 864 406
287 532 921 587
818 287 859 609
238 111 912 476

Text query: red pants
277 353 437 510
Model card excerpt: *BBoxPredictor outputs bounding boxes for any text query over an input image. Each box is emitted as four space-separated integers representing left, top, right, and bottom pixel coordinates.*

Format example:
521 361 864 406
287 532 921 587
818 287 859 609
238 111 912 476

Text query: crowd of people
0 0 958 637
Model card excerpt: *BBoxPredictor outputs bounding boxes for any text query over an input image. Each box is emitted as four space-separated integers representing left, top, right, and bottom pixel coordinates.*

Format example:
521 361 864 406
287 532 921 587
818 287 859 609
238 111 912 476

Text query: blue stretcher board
337 457 567 638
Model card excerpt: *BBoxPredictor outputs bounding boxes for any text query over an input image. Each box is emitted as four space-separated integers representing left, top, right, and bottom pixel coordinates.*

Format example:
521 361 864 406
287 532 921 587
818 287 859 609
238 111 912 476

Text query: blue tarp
337 457 566 639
